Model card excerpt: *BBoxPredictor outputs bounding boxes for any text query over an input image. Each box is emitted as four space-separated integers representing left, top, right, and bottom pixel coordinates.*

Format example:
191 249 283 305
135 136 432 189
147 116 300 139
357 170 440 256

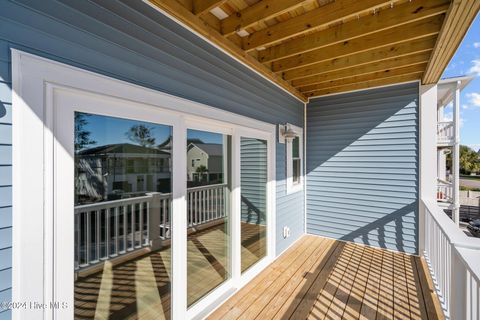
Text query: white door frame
12 49 276 320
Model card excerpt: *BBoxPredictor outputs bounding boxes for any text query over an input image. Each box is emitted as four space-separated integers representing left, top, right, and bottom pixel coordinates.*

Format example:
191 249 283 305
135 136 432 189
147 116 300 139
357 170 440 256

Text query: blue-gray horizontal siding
0 1 304 314
306 82 419 254
241 138 267 224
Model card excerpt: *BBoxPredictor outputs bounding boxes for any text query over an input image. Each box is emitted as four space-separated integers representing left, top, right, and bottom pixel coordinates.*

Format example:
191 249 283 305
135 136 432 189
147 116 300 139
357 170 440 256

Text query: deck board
208 235 444 320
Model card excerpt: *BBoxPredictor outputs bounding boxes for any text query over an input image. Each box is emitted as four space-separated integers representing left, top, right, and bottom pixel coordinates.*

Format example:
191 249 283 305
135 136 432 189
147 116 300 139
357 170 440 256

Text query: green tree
126 124 156 147
459 145 480 174
195 165 208 174
74 113 96 152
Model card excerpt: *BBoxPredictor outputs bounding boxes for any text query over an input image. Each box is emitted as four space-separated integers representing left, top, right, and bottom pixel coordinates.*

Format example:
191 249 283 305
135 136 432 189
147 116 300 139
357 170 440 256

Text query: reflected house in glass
187 142 224 185
75 143 172 204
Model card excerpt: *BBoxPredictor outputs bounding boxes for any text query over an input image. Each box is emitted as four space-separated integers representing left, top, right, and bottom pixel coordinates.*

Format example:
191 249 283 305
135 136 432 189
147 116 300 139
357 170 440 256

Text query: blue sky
78 113 222 148
79 113 172 147
442 14 480 151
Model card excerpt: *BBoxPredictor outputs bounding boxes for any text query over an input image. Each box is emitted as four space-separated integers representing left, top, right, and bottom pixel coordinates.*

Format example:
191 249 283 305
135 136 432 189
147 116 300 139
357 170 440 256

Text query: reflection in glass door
74 113 172 319
240 137 267 272
186 129 231 306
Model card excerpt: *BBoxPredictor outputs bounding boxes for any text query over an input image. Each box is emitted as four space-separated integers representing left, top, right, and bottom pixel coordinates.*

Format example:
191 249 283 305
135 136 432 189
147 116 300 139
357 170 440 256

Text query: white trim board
11 49 277 320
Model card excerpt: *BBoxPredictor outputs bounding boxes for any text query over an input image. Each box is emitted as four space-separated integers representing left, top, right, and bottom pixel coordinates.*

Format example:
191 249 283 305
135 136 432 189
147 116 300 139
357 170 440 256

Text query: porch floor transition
209 235 444 320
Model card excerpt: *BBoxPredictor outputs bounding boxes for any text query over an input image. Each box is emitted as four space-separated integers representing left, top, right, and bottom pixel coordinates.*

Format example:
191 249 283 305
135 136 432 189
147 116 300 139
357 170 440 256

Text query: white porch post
452 82 461 226
419 84 438 253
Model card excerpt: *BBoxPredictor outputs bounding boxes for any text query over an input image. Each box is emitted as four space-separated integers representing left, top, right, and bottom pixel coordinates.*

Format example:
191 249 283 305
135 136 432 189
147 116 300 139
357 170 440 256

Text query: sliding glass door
186 129 232 306
74 113 173 319
56 89 273 320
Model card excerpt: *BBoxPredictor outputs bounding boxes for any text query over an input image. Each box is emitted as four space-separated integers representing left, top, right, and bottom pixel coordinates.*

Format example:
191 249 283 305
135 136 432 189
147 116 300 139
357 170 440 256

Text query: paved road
460 178 480 189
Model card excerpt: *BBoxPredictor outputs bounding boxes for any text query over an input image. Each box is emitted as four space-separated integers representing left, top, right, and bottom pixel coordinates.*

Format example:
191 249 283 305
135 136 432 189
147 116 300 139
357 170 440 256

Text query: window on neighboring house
192 159 195 167
286 125 303 194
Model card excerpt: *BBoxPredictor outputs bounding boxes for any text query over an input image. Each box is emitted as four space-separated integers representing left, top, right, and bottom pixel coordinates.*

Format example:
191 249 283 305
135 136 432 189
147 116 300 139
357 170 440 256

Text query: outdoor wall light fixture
278 123 297 144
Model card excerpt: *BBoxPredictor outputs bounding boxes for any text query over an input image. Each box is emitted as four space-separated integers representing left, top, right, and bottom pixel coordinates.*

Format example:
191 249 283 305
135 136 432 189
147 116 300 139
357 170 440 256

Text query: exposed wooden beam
423 0 480 84
193 0 228 16
221 0 311 36
283 36 437 81
305 73 422 98
272 15 443 72
300 64 426 93
294 52 431 89
259 0 449 63
242 0 393 51
148 0 308 102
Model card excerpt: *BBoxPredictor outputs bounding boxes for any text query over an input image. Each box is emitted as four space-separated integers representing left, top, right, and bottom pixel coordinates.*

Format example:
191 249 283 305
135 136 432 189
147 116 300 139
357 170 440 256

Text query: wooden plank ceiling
149 0 480 102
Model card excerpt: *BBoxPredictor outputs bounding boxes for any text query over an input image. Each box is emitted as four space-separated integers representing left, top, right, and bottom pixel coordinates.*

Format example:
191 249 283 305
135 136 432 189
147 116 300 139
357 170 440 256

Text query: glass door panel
240 137 268 273
186 129 231 306
74 112 172 319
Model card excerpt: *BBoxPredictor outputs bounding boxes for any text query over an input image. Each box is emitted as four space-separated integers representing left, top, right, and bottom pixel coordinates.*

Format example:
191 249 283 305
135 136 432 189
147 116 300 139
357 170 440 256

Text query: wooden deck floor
209 235 444 320
74 222 265 319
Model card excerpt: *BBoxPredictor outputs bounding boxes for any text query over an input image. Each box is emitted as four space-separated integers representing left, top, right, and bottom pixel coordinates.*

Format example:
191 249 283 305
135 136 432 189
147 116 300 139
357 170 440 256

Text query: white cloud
466 92 480 108
467 144 480 152
474 42 480 48
468 59 480 74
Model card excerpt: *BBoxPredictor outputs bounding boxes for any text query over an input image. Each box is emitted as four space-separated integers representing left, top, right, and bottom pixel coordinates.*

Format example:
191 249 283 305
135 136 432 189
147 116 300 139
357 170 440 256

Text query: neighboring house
436 76 474 224
75 143 171 203
187 142 224 184
0 1 479 320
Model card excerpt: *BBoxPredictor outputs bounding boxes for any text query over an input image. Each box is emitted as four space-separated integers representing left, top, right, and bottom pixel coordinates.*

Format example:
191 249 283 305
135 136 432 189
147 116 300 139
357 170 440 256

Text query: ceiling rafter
147 0 479 99
272 15 444 72
259 0 449 63
148 0 308 102
193 0 229 15
293 52 432 89
221 0 312 36
282 36 437 81
305 73 423 98
299 64 427 94
242 0 394 52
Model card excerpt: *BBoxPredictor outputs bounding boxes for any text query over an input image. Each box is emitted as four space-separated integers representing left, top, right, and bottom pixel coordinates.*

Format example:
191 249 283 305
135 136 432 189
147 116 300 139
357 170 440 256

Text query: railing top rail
75 194 155 212
437 180 452 186
437 121 454 125
423 199 480 250
455 247 480 283
187 183 227 192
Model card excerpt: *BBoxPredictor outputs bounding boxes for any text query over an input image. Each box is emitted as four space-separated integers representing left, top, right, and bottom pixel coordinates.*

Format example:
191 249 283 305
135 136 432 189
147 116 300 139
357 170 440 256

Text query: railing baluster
75 212 79 269
203 189 206 223
146 201 150 245
207 188 210 221
96 210 100 261
105 209 110 259
193 190 197 225
115 206 119 256
139 202 144 246
86 211 91 265
189 192 193 227
162 197 167 239
215 187 218 219
123 205 127 253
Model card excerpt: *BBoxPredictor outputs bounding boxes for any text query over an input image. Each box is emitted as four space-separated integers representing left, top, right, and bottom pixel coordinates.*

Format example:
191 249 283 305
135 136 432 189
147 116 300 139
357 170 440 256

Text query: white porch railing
187 183 227 227
437 121 454 145
437 179 453 203
74 184 227 270
74 194 170 270
423 199 480 319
